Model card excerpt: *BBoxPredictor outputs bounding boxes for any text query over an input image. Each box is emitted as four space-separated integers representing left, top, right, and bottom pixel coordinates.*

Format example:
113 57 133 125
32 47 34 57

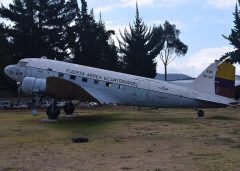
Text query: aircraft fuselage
4 58 234 108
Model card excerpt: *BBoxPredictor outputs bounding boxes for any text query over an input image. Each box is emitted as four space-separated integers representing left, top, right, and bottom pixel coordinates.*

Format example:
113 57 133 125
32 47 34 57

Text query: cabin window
106 82 112 87
82 77 88 82
94 80 99 84
47 68 52 71
58 73 64 78
70 75 76 80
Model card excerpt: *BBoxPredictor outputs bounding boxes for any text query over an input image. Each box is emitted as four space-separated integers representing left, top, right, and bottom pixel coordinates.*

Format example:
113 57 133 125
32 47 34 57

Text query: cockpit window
17 61 28 67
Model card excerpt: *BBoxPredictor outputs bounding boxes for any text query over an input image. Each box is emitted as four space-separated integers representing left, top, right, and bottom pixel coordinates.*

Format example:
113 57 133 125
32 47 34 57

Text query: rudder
215 62 235 98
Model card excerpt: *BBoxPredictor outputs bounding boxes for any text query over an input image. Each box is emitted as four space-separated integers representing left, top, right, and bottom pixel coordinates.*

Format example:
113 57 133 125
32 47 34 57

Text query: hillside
155 73 193 81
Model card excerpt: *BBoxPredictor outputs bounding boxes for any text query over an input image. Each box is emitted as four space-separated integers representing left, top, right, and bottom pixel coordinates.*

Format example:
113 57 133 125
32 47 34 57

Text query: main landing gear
47 99 60 120
46 100 76 120
64 102 75 115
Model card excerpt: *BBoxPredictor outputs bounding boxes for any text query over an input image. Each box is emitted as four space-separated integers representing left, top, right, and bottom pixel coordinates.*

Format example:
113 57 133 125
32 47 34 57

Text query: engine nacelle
21 77 47 96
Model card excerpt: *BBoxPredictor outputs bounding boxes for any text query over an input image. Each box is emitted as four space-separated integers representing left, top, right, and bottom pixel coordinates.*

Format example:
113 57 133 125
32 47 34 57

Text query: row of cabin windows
58 72 121 89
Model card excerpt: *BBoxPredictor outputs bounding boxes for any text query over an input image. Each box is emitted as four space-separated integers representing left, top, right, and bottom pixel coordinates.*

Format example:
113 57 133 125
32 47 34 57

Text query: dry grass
0 107 240 171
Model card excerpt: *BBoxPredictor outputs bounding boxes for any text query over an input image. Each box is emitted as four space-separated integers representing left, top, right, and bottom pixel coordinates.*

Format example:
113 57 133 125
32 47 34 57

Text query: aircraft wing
46 77 95 101
45 77 122 104
81 86 124 104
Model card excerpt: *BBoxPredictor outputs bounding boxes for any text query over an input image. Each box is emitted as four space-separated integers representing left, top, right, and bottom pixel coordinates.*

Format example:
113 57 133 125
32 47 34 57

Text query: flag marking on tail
215 62 235 98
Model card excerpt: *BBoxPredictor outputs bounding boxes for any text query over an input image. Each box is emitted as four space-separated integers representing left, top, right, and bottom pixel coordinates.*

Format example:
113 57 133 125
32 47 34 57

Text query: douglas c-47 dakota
4 57 239 119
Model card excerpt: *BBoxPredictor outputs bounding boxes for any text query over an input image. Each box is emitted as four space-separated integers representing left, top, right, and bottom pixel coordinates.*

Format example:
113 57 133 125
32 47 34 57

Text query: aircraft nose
4 66 10 75
4 65 15 77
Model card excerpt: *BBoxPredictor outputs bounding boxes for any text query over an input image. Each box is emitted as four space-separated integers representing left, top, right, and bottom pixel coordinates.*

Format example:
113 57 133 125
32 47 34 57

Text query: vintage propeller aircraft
4 57 238 119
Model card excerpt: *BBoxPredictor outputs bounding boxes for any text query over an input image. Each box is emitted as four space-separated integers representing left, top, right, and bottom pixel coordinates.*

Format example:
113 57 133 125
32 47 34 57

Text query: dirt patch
0 107 240 170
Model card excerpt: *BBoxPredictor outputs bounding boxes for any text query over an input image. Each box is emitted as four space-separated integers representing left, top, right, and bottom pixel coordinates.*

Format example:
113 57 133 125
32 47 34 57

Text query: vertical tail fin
190 61 235 98
190 61 218 95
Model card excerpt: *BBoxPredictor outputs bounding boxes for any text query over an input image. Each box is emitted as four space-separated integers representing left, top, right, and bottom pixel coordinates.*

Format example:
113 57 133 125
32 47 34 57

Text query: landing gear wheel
197 110 204 118
47 105 60 120
64 102 75 115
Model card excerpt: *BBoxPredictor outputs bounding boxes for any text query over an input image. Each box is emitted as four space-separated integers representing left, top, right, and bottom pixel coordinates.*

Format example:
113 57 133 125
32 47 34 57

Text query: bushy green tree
118 4 164 78
221 0 240 63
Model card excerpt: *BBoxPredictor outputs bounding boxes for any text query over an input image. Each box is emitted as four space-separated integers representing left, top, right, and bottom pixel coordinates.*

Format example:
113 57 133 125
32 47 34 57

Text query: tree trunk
164 63 167 81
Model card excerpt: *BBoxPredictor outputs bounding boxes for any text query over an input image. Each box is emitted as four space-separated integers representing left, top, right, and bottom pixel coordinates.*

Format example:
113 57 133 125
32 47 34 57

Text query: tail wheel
64 102 75 115
47 105 60 119
197 110 204 118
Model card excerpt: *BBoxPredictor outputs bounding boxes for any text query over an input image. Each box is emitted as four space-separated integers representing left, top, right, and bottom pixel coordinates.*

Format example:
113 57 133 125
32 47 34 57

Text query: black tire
64 103 75 115
72 137 89 143
197 110 204 118
47 105 60 119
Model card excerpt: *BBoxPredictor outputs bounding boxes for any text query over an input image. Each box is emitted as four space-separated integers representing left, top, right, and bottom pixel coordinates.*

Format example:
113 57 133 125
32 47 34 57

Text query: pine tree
71 0 98 66
221 0 240 63
35 0 73 60
0 23 12 76
71 0 119 70
0 23 17 93
0 0 37 62
0 0 120 70
0 0 75 61
118 4 164 78
96 15 119 71
64 0 80 61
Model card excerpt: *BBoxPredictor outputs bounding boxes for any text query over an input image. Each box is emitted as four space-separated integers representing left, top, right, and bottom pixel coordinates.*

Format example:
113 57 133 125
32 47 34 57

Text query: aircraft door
134 79 149 104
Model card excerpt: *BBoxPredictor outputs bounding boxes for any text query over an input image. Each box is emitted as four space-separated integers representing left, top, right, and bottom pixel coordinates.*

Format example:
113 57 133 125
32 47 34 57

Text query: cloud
148 20 188 31
155 0 190 7
0 0 10 7
96 0 190 14
105 21 129 44
156 46 239 76
95 0 154 14
206 0 236 9
106 21 128 31
120 0 154 8
95 4 117 13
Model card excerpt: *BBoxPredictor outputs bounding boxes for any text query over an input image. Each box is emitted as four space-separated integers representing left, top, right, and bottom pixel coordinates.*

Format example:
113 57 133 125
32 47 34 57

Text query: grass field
0 107 240 171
